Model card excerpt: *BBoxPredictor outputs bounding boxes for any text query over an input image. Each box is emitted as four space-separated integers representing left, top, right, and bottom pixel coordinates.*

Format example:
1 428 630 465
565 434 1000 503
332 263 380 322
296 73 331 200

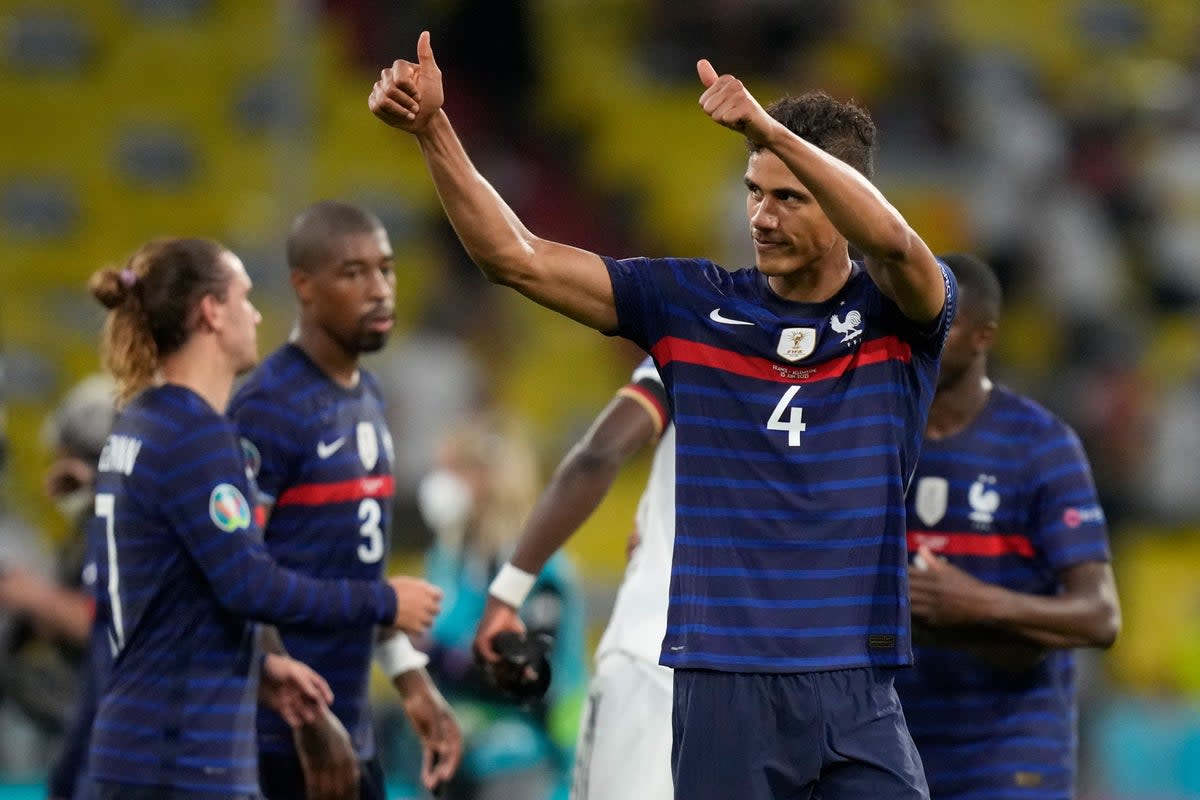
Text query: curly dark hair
750 91 877 178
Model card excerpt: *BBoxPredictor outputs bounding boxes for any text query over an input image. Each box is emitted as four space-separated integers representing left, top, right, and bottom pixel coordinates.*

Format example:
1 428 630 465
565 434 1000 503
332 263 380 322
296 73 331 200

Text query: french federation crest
968 474 1000 527
914 476 948 527
356 422 378 471
777 327 816 362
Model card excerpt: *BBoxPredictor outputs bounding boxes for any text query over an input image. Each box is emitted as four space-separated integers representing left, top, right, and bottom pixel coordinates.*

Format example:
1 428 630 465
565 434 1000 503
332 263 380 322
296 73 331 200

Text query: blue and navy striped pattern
895 386 1111 799
89 384 397 795
230 344 396 761
605 257 955 673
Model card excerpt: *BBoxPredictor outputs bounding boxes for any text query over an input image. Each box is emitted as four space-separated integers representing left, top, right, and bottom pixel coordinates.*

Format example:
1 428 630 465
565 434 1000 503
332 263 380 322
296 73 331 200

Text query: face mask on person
54 487 93 523
417 468 473 551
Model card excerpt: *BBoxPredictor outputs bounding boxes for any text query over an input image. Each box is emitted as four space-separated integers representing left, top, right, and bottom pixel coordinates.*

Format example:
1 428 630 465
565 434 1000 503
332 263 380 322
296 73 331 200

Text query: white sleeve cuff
374 633 429 678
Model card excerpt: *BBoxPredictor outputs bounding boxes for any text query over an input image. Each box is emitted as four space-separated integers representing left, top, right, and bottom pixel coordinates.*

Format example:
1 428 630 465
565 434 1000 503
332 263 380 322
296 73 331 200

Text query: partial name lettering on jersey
98 434 142 475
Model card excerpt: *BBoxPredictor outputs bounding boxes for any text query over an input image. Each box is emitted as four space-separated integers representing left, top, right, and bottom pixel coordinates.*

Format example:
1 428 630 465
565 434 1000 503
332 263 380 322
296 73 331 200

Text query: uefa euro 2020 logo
209 483 252 533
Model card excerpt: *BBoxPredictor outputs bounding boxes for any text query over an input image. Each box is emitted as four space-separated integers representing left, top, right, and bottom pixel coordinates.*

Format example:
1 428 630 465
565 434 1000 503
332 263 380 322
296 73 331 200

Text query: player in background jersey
896 253 1120 800
229 201 462 800
85 237 442 799
473 356 675 800
372 33 954 800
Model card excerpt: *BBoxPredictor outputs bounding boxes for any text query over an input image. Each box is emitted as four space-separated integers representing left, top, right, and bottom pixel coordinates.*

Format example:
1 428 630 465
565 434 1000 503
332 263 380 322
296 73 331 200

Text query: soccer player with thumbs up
370 32 956 799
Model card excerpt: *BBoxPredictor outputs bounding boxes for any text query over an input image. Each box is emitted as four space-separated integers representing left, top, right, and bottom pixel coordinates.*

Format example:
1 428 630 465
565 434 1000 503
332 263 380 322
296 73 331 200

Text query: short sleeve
602 256 674 351
1028 421 1112 572
882 259 958 360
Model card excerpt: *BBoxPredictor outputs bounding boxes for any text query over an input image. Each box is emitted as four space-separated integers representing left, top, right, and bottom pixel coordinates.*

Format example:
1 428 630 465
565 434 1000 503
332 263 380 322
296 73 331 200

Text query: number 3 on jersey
768 385 807 447
357 498 384 563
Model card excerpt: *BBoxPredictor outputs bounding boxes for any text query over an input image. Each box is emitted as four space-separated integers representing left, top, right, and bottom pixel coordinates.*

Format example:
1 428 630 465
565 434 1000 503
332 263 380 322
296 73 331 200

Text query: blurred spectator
0 374 115 778
404 411 587 800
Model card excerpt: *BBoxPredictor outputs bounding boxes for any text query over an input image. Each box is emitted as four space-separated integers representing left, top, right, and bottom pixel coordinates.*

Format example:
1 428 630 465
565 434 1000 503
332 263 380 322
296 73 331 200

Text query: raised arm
473 383 663 662
370 32 617 332
696 59 946 322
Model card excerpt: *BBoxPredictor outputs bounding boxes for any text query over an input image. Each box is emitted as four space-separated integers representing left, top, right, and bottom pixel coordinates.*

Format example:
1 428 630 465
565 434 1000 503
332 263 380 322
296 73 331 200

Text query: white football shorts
571 650 674 800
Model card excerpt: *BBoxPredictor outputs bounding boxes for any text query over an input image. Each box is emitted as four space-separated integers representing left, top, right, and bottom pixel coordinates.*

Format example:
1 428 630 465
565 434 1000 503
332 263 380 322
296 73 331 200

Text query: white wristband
374 633 429 679
488 562 537 608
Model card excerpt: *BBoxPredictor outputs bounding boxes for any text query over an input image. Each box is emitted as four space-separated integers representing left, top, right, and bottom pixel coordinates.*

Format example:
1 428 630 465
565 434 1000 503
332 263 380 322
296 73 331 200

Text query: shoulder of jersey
992 384 1069 438
232 348 308 408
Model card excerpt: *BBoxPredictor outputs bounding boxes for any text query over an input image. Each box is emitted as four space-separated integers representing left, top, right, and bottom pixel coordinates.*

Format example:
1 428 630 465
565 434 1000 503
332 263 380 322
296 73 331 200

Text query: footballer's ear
290 268 314 305
195 292 223 333
972 319 998 354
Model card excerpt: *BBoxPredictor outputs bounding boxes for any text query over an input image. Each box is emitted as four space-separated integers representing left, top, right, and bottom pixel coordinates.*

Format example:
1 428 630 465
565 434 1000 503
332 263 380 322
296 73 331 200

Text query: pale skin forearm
259 624 288 655
17 583 92 646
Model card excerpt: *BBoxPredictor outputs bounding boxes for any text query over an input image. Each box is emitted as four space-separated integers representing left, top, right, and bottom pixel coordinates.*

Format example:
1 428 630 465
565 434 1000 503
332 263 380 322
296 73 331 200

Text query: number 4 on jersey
768 385 807 447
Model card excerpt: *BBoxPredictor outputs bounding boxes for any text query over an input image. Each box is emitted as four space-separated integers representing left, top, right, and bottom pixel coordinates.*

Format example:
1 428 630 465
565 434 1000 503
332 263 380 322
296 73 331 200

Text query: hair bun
88 268 131 310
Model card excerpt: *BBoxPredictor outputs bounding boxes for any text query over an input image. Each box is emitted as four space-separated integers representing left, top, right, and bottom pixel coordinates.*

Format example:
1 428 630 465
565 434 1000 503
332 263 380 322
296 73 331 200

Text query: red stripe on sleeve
276 475 395 507
907 530 1035 559
650 335 912 384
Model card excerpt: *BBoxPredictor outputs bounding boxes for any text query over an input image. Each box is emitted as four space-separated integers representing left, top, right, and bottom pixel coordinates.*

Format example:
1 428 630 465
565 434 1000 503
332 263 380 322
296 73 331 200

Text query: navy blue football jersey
229 344 396 760
895 386 1111 799
605 257 956 672
88 384 396 795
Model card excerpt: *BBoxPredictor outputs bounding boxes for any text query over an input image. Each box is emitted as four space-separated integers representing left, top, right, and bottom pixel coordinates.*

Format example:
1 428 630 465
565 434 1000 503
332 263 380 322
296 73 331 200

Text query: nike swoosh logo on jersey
316 437 346 459
709 308 754 326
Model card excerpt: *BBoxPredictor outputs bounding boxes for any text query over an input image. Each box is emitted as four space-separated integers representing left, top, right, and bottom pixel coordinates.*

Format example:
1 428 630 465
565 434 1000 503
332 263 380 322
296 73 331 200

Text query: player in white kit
473 356 675 800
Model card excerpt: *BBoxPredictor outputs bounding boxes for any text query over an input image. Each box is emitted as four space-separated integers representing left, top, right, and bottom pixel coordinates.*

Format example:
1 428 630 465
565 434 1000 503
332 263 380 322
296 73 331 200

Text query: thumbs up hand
370 30 445 134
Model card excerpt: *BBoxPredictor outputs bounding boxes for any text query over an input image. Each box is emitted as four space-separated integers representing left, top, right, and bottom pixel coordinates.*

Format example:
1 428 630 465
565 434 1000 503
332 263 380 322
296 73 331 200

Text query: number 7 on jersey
95 492 126 654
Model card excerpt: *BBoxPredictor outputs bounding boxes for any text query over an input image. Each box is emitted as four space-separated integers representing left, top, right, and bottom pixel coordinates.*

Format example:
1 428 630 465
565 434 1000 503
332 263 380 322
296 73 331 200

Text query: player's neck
293 329 361 389
766 258 851 303
926 373 992 441
160 346 236 414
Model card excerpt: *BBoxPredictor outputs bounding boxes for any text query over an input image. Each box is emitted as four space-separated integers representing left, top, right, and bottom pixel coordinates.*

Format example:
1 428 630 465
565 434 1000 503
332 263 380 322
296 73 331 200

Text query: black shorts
258 752 386 800
672 667 929 800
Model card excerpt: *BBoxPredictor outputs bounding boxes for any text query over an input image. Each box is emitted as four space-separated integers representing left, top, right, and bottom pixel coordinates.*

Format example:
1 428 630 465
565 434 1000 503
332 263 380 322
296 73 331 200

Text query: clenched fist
388 576 443 635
